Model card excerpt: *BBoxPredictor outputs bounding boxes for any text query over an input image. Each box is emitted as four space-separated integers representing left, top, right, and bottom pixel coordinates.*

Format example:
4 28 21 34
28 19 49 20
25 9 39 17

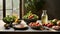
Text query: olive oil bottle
41 10 48 24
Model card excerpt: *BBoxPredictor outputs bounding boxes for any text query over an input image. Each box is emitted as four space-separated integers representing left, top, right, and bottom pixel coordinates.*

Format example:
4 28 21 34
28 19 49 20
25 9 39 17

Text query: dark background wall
45 0 60 20
24 0 60 20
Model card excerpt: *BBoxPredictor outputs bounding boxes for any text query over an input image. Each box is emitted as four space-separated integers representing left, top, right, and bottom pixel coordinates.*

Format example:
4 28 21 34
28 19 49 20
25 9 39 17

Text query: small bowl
23 19 38 25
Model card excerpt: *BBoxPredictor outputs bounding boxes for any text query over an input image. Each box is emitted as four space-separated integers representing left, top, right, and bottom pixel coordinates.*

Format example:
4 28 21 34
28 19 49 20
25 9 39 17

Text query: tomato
29 23 32 26
47 23 53 28
33 23 36 26
29 22 41 27
47 24 51 27
28 15 34 19
36 22 39 25
32 24 34 26
36 24 40 26
43 24 47 26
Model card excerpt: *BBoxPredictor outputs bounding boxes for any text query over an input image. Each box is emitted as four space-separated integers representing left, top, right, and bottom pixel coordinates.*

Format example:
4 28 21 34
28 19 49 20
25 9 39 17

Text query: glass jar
41 10 48 24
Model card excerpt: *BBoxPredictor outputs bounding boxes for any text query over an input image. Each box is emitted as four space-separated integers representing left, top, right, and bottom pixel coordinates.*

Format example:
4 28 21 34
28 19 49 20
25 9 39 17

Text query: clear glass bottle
41 10 48 24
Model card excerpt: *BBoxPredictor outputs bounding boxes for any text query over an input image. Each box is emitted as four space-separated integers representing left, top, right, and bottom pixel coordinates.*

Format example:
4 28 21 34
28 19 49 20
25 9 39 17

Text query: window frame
3 0 6 18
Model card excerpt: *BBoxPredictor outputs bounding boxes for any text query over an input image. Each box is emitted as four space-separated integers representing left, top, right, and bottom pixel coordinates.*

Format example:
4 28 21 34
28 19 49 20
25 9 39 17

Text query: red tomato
36 22 39 25
47 24 53 28
33 23 36 26
28 15 34 19
43 24 47 26
29 23 32 26
36 24 40 26
32 24 34 26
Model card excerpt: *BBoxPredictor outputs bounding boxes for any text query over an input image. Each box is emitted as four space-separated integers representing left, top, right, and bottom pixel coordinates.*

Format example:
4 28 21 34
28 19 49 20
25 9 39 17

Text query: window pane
13 9 19 18
6 10 12 16
6 0 12 9
0 11 3 19
13 0 20 18
6 0 20 18
0 0 3 10
0 0 3 19
13 0 20 9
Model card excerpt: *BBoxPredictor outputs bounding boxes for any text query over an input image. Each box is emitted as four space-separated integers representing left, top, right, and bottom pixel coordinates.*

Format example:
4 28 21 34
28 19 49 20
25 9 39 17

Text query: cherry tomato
28 15 34 19
43 24 47 26
36 24 40 26
47 23 53 28
33 23 36 26
29 23 32 26
36 22 39 25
